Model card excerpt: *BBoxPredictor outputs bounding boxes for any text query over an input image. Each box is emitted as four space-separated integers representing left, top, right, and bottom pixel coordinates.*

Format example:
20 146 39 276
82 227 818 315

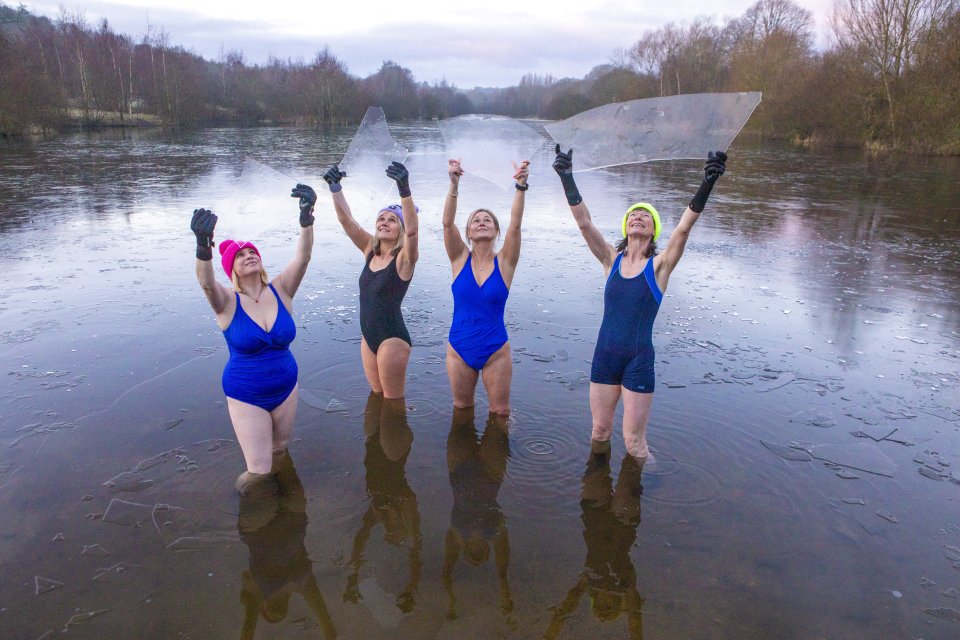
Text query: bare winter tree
832 0 956 141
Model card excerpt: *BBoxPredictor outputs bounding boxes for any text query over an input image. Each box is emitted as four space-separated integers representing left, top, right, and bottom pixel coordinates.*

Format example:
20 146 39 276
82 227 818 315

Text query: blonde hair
465 208 500 246
372 210 405 257
232 267 270 293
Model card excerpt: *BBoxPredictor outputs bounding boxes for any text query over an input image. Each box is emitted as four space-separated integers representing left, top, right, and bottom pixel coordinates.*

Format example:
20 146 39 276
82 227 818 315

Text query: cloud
25 0 836 87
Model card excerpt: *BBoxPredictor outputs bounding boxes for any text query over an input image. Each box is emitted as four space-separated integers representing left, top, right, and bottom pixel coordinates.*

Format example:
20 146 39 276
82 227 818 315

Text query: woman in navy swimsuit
323 162 419 399
191 183 317 496
552 145 727 462
442 158 529 416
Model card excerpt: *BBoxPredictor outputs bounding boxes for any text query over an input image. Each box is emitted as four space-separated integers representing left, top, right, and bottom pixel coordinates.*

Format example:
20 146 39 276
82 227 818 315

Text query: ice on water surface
546 92 762 171
438 114 546 188
338 106 409 221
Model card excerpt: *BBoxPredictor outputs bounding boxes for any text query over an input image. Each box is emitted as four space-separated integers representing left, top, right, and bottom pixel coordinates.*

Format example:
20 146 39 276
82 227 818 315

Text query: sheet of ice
545 92 762 171
212 157 300 241
810 442 896 477
339 106 409 221
438 114 545 188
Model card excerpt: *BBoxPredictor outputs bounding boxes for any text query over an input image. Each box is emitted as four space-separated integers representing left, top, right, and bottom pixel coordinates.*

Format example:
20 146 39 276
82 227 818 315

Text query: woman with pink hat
551 145 728 465
322 162 419 400
190 183 317 496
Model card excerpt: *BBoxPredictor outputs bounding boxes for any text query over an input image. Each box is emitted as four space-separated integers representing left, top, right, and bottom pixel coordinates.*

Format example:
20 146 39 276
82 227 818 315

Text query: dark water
1 126 959 639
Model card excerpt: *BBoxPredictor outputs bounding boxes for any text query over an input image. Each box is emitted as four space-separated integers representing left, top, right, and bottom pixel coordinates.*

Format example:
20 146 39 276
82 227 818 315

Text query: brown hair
616 237 657 258
465 208 501 246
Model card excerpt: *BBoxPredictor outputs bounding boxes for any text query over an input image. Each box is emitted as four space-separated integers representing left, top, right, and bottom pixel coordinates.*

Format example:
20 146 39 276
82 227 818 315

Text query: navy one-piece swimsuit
590 254 663 393
359 253 412 353
221 284 298 411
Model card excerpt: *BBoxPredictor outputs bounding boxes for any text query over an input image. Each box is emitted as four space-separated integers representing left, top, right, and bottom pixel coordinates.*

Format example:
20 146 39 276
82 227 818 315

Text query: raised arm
442 159 468 265
498 160 528 279
552 145 616 273
324 165 373 254
191 208 231 314
386 161 420 279
654 151 727 290
276 184 316 299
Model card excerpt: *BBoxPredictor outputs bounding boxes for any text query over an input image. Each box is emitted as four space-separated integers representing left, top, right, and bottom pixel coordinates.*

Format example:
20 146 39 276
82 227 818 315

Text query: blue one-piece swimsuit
449 254 510 371
590 254 663 393
222 283 298 411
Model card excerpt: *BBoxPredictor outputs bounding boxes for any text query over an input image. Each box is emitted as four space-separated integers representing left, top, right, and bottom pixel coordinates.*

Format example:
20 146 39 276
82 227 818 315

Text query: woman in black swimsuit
324 163 419 399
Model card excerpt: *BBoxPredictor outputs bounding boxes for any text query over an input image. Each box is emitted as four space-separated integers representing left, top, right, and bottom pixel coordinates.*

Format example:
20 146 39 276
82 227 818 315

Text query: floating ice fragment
811 442 896 477
919 466 944 481
924 607 960 622
876 510 899 524
65 609 110 628
81 544 110 556
760 440 812 461
35 576 64 595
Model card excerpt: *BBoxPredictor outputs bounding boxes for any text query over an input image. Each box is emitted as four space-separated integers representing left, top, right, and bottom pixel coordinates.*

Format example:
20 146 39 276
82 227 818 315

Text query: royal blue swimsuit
449 254 510 371
590 254 663 393
222 284 298 411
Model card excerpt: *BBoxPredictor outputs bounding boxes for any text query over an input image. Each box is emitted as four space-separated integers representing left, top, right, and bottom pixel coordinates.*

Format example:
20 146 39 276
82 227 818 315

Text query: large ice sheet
339 107 408 219
545 92 762 171
212 157 298 241
438 115 545 188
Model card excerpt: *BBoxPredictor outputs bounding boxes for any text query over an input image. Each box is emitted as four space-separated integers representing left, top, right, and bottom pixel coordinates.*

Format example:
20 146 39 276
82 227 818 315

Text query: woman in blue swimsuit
442 158 529 415
552 145 727 462
323 162 419 399
190 184 317 496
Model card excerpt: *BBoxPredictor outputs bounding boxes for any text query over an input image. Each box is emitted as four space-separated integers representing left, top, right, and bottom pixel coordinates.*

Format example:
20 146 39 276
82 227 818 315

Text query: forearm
509 190 525 231
294 225 313 265
442 189 458 229
401 195 419 239
196 257 216 289
331 191 355 230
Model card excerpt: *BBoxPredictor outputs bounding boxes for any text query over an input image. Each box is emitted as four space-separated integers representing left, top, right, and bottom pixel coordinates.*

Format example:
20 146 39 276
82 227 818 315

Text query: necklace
239 286 266 303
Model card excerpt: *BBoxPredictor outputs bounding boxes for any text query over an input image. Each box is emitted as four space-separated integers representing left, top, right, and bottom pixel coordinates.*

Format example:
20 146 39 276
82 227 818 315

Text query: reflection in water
442 408 513 619
237 451 336 639
345 393 422 613
545 441 645 639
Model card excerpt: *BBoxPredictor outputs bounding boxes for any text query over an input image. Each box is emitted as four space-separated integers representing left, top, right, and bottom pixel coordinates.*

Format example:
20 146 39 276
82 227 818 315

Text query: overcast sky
25 0 836 87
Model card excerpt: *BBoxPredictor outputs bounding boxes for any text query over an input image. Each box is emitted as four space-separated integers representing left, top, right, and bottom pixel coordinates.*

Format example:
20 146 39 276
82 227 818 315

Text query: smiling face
465 208 500 244
375 210 403 241
233 247 261 275
625 208 653 238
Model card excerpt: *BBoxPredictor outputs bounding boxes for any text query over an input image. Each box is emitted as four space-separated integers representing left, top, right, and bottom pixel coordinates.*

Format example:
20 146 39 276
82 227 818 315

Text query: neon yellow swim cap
622 203 661 242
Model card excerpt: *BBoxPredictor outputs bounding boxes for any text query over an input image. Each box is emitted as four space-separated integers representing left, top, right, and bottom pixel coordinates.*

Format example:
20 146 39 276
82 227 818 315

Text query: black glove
689 151 727 213
190 208 217 260
291 183 317 227
323 165 346 193
552 144 582 206
386 161 411 198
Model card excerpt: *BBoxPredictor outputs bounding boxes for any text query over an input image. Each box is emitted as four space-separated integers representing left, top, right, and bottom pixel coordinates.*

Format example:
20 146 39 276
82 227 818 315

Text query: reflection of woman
323 163 419 399
441 407 513 619
545 441 645 639
552 146 728 461
344 392 421 613
238 451 336 639
190 184 316 496
442 159 529 415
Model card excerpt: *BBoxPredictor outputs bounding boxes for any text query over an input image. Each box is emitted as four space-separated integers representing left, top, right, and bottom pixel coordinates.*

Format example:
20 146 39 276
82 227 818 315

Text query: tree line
1 0 958 153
